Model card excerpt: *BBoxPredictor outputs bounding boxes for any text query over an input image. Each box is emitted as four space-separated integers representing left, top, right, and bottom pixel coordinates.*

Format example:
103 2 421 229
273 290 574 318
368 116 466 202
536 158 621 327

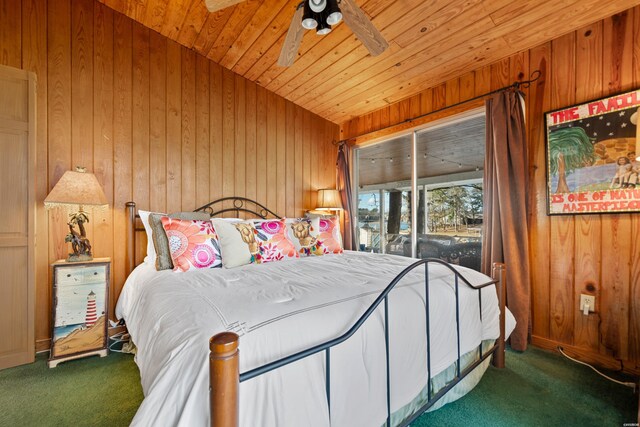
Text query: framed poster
546 89 640 215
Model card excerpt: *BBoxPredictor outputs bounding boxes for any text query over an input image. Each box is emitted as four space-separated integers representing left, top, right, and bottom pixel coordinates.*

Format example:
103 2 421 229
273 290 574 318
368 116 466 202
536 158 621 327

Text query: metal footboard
209 260 507 427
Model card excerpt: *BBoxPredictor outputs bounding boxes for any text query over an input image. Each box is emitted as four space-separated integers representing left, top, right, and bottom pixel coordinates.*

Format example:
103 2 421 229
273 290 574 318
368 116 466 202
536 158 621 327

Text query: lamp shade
316 12 332 35
301 0 318 30
44 167 108 209
316 189 342 210
325 0 342 25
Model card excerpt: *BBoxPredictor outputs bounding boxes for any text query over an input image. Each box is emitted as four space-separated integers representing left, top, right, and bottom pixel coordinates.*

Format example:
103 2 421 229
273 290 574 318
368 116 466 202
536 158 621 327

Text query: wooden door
0 64 36 369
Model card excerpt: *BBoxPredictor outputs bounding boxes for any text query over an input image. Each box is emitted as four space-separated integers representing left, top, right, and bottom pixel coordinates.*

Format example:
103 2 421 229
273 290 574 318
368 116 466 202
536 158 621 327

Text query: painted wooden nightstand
48 258 110 368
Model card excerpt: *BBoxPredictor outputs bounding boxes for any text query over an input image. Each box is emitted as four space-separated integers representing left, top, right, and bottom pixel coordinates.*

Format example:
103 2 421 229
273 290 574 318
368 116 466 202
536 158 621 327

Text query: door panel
0 64 36 370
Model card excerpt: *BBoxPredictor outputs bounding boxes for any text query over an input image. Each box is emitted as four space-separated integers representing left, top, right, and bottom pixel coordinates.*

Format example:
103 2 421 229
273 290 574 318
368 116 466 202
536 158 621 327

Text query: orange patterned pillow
253 219 300 263
160 217 222 272
316 216 343 254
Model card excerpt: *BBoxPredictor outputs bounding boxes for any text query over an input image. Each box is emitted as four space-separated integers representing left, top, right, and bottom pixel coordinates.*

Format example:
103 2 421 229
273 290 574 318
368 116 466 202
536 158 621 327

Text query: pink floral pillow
253 219 300 263
316 216 343 254
160 217 222 272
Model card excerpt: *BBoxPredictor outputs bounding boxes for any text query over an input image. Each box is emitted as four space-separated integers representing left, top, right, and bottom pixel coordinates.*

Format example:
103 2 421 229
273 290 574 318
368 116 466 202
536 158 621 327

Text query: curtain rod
333 70 542 146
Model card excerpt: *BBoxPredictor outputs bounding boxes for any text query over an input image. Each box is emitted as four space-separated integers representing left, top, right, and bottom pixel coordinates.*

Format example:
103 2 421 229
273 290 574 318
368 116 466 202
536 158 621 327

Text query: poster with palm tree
545 89 640 214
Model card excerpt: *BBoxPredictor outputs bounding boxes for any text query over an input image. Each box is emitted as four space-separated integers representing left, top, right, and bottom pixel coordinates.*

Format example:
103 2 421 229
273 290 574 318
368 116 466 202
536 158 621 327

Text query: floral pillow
316 216 343 254
253 219 300 263
160 217 222 272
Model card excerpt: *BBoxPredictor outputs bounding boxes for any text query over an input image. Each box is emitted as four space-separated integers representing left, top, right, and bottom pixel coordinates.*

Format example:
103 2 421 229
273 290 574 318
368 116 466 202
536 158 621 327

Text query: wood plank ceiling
99 0 640 124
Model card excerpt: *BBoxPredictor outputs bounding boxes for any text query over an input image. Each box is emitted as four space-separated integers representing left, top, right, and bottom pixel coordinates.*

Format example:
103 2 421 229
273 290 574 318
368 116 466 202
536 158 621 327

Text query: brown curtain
481 89 531 351
337 143 355 250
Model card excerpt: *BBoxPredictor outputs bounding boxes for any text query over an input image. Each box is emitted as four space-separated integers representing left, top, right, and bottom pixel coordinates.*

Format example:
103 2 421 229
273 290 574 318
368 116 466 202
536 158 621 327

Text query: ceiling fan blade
204 0 247 13
278 6 305 67
340 0 388 57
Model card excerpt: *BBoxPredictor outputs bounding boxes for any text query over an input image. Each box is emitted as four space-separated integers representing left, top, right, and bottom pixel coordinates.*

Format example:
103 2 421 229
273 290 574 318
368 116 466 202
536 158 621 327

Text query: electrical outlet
580 294 595 314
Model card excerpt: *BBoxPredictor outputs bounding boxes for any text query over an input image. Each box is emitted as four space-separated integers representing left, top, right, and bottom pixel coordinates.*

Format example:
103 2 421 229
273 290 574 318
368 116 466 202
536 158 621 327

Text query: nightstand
48 258 110 368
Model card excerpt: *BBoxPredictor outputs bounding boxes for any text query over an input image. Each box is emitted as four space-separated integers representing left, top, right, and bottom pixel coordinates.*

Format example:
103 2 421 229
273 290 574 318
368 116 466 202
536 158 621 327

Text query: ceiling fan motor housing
309 0 327 13
303 0 342 34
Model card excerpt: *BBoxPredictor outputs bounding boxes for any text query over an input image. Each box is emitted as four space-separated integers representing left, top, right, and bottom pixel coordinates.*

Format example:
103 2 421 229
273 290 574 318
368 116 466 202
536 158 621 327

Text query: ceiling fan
205 0 389 67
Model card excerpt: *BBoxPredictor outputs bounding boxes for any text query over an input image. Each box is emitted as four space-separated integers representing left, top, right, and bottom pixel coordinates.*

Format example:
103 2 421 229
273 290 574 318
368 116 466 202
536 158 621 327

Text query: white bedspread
117 251 515 427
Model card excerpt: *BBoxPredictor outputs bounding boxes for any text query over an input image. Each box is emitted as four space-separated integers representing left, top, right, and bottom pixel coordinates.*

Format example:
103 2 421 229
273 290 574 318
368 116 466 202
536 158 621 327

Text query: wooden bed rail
209 262 508 427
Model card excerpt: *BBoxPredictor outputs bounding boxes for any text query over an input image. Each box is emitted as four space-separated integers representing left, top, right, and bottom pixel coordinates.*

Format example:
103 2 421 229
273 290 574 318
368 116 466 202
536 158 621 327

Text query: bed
118 198 516 427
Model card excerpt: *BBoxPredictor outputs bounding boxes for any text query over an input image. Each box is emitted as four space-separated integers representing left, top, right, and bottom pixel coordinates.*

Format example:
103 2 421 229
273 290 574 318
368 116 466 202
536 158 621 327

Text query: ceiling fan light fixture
325 0 342 25
308 0 327 13
302 1 318 30
316 9 332 35
317 25 332 35
316 17 332 35
326 11 342 26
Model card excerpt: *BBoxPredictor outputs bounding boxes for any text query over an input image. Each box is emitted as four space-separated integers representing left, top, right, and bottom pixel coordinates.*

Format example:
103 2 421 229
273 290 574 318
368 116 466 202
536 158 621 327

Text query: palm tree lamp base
64 209 93 263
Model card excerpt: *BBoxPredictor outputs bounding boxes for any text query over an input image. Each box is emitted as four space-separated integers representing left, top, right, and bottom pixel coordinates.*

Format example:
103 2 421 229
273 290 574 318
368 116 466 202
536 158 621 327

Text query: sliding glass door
356 135 412 255
355 112 485 269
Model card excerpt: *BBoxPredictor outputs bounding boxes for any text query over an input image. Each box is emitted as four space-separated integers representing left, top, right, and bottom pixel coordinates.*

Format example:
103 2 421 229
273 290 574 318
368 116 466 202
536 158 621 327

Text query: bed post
491 262 506 368
210 332 240 427
126 202 136 276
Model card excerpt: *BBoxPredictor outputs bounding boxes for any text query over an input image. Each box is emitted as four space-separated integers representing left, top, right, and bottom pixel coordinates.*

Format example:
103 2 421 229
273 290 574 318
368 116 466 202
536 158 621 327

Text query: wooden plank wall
341 7 640 374
1 0 338 351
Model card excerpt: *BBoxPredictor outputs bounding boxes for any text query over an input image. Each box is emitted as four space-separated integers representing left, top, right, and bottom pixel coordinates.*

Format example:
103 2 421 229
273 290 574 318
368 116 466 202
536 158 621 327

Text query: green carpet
0 347 636 426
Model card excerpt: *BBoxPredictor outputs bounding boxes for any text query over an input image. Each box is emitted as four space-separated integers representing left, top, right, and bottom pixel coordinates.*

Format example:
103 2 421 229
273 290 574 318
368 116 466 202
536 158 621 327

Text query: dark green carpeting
0 347 636 426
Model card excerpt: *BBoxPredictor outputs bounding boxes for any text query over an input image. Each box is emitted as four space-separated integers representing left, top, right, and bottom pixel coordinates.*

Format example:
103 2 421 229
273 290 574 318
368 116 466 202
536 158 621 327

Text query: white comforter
117 251 515 427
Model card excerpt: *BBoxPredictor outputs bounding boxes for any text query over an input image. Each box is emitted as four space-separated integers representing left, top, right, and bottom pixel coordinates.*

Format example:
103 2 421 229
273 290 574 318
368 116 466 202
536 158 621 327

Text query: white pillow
211 219 255 268
138 210 161 265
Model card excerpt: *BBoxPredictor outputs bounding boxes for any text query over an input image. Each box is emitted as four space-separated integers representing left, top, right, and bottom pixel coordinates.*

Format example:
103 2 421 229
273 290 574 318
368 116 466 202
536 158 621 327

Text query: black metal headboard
125 197 281 275
194 197 280 219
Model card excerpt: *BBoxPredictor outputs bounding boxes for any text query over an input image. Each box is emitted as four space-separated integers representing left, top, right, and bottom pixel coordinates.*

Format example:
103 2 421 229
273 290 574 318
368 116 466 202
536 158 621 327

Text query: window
355 112 485 270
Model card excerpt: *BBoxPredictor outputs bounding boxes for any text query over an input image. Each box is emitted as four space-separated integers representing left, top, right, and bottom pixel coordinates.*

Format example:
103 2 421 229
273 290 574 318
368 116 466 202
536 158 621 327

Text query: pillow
313 215 343 254
253 219 299 263
285 217 324 256
211 219 258 268
138 210 159 265
149 212 211 270
159 217 222 272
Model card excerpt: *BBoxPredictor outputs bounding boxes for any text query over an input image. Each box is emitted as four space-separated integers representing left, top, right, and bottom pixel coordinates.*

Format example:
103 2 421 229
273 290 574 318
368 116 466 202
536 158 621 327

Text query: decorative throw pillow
138 210 159 265
211 219 258 268
149 212 212 271
253 219 300 263
160 217 222 272
285 217 324 256
314 215 343 254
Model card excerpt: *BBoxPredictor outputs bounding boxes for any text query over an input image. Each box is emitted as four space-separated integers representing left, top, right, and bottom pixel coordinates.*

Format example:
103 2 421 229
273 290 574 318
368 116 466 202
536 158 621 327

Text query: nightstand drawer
55 265 107 285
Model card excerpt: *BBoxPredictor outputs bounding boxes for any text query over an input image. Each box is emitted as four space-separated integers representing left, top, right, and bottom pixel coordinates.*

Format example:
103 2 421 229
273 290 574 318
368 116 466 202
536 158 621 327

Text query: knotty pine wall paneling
1 0 338 351
340 7 640 373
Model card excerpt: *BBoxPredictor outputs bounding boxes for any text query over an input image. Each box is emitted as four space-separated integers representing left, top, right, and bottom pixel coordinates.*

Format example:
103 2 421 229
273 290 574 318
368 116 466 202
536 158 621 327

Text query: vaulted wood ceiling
99 0 638 124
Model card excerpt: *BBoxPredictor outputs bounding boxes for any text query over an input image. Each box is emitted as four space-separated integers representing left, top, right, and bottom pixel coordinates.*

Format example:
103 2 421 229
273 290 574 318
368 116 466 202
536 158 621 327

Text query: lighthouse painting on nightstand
49 260 110 368
52 284 107 358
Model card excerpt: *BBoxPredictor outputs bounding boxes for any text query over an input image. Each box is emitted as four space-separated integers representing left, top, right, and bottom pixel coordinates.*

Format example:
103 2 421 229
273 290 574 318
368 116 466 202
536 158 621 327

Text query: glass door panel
415 115 485 269
356 136 412 256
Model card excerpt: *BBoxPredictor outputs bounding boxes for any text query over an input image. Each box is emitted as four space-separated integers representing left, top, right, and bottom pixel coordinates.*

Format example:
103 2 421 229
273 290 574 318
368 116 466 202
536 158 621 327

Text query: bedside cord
557 346 637 392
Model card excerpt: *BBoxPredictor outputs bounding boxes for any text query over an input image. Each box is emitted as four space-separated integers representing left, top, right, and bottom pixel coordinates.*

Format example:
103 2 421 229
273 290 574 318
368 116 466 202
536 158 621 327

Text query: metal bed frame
125 198 506 427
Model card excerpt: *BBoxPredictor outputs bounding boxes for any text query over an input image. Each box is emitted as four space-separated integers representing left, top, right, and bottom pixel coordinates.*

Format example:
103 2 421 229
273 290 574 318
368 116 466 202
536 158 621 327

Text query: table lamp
316 189 343 212
44 166 109 262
